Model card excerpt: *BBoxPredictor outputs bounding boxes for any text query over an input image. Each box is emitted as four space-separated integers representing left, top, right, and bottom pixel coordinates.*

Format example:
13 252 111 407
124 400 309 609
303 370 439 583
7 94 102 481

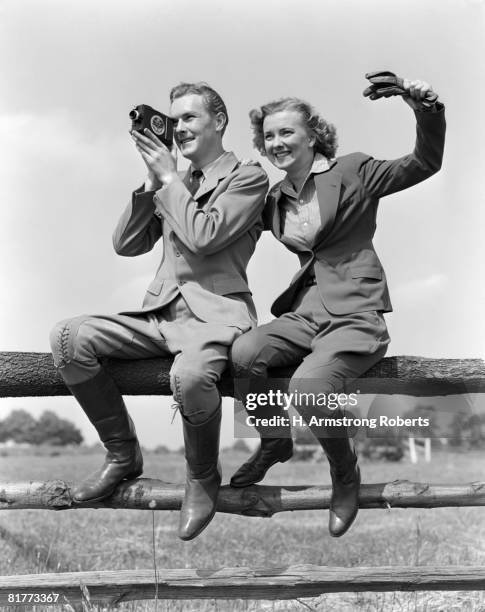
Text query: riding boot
178 409 222 541
318 436 360 537
230 437 293 487
68 369 143 503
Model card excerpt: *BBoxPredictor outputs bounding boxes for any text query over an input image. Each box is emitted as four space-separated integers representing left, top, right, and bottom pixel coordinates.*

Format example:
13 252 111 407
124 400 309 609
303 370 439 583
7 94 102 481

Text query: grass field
1 447 485 611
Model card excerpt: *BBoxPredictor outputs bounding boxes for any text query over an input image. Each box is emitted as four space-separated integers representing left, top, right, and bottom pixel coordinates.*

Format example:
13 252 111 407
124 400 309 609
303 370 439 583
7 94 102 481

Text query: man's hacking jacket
113 151 269 331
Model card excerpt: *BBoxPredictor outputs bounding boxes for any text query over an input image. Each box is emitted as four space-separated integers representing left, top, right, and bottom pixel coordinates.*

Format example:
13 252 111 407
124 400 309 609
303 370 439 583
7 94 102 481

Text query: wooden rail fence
2 566 485 606
1 351 484 606
2 352 485 397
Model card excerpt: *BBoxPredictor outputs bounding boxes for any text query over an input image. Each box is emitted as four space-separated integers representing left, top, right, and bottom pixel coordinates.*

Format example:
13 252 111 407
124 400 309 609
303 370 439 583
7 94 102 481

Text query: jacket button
179 280 186 285
175 251 181 257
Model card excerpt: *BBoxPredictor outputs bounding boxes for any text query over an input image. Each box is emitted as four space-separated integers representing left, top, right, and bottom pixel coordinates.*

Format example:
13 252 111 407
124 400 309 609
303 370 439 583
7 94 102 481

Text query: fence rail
1 352 485 397
1 565 485 605
1 479 485 513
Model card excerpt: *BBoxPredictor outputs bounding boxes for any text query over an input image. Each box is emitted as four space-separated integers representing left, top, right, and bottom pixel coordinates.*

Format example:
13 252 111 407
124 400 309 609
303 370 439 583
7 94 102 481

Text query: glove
363 70 438 108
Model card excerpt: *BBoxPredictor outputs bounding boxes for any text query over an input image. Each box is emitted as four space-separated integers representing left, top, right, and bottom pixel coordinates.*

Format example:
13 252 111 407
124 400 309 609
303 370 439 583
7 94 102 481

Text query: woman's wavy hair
249 97 337 159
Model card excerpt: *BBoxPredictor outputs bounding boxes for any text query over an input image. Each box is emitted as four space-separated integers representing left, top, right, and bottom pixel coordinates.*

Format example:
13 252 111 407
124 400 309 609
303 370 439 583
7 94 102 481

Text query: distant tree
448 412 485 448
89 441 104 452
231 439 251 453
0 409 38 443
36 411 83 446
402 404 441 438
153 444 171 454
361 430 404 462
442 404 478 447
464 414 485 448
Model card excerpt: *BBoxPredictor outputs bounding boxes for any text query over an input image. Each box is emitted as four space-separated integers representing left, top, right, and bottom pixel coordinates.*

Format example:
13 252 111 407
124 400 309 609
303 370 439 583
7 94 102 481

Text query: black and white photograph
1 0 484 609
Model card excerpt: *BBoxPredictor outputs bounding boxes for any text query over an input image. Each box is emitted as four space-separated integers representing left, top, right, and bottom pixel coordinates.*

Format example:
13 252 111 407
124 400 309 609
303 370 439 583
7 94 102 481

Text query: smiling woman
250 98 337 194
262 110 316 187
229 81 446 538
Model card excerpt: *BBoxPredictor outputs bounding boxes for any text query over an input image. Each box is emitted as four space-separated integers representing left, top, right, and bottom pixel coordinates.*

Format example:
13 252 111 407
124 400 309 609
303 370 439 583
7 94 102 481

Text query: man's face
170 94 220 163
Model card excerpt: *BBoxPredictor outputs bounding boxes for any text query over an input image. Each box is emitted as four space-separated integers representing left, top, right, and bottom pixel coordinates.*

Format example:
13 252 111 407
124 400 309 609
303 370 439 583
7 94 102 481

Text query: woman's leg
229 313 315 486
288 309 390 536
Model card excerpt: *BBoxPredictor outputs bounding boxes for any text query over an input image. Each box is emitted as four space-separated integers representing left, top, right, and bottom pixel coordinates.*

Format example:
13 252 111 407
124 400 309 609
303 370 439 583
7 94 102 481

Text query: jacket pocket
351 266 382 280
146 279 164 295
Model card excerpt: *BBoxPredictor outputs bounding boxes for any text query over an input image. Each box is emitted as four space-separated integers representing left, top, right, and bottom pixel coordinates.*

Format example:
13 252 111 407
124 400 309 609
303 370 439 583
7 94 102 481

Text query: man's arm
112 187 163 256
359 79 446 198
154 164 269 255
112 128 168 257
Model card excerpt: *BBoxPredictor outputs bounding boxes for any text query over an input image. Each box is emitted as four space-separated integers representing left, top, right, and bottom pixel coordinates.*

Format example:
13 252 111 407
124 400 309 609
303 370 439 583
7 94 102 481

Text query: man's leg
229 312 316 487
49 313 169 502
287 309 390 537
166 321 243 541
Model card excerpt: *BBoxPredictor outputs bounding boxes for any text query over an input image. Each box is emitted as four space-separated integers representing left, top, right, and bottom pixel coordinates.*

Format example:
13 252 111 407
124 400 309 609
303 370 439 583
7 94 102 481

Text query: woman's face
262 110 315 175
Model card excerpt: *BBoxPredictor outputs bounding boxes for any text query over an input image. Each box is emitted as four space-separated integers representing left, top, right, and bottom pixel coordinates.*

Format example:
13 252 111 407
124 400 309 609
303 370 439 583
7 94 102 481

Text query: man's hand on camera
131 128 178 189
401 79 438 111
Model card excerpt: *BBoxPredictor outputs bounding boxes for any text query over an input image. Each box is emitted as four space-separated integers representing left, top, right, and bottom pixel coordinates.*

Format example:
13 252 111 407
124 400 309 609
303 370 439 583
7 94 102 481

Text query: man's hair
249 97 337 159
169 82 228 135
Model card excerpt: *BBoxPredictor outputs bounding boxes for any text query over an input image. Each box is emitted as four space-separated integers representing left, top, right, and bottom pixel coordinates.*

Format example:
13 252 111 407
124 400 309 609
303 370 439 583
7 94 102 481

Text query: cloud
392 273 449 307
109 273 156 312
0 111 139 350
0 110 129 177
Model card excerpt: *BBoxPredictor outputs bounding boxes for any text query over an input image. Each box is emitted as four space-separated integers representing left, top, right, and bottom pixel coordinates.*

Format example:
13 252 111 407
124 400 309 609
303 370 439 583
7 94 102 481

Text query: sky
0 0 484 449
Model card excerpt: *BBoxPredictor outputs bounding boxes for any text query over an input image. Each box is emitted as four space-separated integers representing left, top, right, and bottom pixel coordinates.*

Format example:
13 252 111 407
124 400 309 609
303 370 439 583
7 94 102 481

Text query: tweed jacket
113 152 269 329
264 106 446 317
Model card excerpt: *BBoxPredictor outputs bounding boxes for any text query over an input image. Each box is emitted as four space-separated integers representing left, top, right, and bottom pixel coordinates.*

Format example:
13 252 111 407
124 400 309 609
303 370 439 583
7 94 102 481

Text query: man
50 82 268 540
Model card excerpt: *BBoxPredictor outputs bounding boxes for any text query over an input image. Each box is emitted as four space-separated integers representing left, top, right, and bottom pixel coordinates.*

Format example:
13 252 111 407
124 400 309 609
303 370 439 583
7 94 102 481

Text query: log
1 565 485 605
1 352 484 398
1 479 485 513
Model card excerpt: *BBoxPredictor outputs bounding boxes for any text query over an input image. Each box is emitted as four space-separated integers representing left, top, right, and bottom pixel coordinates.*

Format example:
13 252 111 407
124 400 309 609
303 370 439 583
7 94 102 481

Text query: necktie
189 169 203 196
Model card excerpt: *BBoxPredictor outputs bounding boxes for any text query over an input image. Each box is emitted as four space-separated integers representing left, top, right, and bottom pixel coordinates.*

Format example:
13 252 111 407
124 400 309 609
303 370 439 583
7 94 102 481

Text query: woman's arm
359 80 446 198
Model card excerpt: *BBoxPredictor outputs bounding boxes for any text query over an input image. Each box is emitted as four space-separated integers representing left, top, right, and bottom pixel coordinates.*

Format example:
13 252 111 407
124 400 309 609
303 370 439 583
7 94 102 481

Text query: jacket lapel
313 168 342 247
268 189 283 239
193 151 239 200
181 170 192 192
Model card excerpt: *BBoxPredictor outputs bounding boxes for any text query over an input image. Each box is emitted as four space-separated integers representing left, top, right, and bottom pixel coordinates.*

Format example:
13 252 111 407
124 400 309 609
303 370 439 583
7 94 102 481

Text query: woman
229 78 445 537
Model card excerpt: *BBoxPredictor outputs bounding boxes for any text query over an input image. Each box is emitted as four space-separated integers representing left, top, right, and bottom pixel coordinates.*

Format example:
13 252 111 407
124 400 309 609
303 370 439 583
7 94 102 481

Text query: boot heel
279 450 293 464
124 468 143 480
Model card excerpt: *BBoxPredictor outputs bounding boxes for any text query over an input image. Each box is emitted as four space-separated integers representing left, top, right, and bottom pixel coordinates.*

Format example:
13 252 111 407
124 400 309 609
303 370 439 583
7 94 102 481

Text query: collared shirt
153 151 233 219
190 152 227 185
279 153 330 252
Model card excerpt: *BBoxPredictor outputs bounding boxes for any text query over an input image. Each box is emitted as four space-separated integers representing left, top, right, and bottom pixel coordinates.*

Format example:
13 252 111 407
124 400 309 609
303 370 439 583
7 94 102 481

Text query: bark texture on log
1 479 485 513
1 565 485 604
1 352 484 397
